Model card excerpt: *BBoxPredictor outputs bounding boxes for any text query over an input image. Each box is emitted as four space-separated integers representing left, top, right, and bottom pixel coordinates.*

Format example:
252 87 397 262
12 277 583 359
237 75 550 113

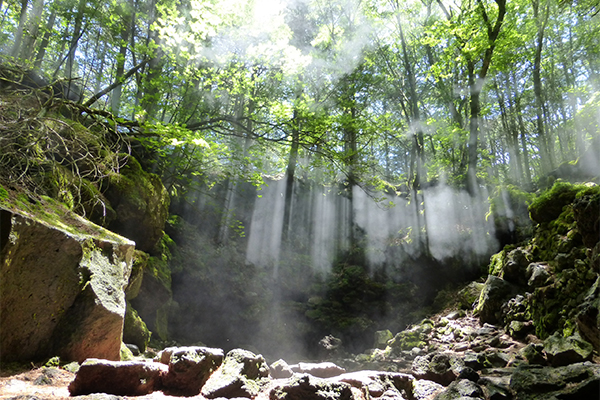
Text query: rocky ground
1 305 598 400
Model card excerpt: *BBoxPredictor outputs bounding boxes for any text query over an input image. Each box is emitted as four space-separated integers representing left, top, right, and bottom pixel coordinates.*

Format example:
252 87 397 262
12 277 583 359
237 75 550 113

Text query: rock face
0 204 134 363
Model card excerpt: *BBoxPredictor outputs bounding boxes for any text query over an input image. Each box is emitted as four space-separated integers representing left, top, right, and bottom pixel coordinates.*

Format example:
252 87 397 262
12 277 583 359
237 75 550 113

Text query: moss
0 185 8 200
529 181 598 224
120 342 135 361
123 303 151 351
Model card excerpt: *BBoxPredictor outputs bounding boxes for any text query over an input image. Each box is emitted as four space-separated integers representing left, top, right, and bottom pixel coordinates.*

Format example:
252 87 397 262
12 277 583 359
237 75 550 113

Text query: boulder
519 343 546 365
412 353 458 386
474 276 513 325
68 359 167 396
122 303 151 352
412 379 444 400
526 263 551 287
572 191 600 248
289 362 346 378
433 379 485 400
543 333 593 367
201 348 270 399
269 374 353 400
0 204 134 363
509 362 600 398
334 370 413 398
577 273 600 352
270 359 294 379
158 346 224 396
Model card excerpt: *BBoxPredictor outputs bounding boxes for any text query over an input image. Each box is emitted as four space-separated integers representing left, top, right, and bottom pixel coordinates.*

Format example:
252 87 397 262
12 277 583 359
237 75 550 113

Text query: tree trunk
532 0 552 173
66 0 86 79
18 0 44 62
33 8 56 69
10 0 29 58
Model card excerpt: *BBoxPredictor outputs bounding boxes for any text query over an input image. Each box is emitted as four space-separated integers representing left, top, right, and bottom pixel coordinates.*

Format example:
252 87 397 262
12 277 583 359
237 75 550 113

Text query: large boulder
0 202 134 363
509 362 600 399
68 359 167 396
543 332 593 367
474 275 513 325
433 379 485 400
158 346 224 396
412 353 458 386
201 348 270 399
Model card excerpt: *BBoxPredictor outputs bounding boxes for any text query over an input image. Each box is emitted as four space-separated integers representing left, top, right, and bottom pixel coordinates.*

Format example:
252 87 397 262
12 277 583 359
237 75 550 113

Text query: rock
125 343 140 356
269 374 352 400
458 282 485 310
543 332 593 367
526 263 551 287
68 358 167 396
270 359 294 379
412 379 444 400
572 191 600 248
433 379 485 400
577 273 600 352
318 335 343 358
457 367 479 383
0 205 135 363
477 376 511 400
334 370 413 398
412 353 458 386
201 348 270 399
507 320 534 339
289 362 346 378
389 325 428 353
105 156 170 253
158 346 224 396
374 330 394 349
122 303 151 353
519 343 546 365
474 276 513 325
509 362 600 398
501 248 530 285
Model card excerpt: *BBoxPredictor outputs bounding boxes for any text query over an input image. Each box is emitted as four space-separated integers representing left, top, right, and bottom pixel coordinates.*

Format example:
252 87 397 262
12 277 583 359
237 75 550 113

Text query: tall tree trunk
66 0 86 79
18 0 44 62
10 0 29 58
532 0 552 173
282 106 300 244
33 8 56 69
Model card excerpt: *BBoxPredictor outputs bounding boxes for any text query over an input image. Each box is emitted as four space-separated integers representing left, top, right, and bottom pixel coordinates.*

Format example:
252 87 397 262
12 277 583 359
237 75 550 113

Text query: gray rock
290 362 346 378
576 273 600 352
433 379 484 400
412 379 444 400
520 343 546 365
158 346 224 396
201 348 269 399
543 333 593 367
475 276 513 325
509 362 600 397
527 263 551 287
334 370 413 398
269 374 352 400
270 359 293 379
412 353 458 386
0 208 134 363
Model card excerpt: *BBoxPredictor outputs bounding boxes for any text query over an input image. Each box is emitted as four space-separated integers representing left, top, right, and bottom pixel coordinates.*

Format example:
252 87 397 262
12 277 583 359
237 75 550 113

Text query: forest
1 0 600 364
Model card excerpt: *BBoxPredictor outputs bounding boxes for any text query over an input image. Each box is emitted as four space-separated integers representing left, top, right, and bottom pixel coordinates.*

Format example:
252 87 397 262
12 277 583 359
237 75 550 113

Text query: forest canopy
0 0 599 196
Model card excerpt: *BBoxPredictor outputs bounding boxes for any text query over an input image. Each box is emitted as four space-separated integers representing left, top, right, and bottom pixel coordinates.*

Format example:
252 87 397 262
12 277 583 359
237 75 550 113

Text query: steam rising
246 178 498 275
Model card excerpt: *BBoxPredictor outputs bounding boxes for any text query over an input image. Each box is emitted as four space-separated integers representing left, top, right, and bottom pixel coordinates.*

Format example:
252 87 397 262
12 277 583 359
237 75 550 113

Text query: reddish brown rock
158 346 224 396
68 359 168 396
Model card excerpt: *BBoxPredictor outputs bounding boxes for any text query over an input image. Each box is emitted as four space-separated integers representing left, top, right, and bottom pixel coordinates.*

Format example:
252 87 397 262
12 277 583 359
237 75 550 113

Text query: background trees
0 0 598 192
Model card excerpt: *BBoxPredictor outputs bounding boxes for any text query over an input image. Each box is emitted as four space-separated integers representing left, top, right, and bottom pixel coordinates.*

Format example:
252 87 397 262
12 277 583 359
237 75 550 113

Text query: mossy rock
105 155 170 253
123 303 151 352
529 181 598 225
